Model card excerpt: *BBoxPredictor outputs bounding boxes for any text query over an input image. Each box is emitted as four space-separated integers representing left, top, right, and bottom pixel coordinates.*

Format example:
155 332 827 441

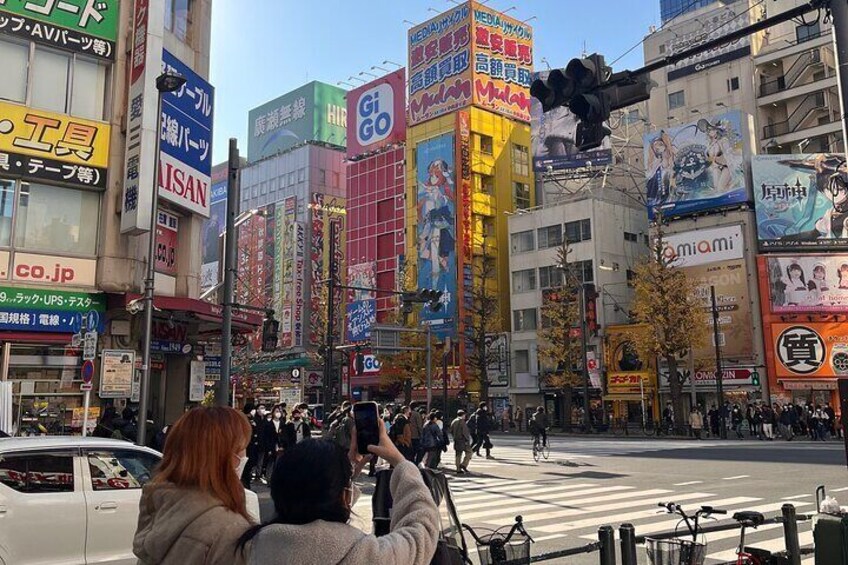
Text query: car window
87 449 159 491
0 451 75 493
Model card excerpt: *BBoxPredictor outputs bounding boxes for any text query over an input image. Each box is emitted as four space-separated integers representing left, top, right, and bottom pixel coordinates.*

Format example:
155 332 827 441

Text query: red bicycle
729 511 780 565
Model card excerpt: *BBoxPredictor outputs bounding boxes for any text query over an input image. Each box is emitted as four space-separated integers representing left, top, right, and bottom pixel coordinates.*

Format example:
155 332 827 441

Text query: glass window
537 225 562 249
287 172 296 186
513 182 531 209
0 179 14 246
564 219 591 243
796 21 821 43
318 169 326 185
332 171 340 188
624 231 638 242
87 450 159 491
668 90 685 111
515 350 530 373
0 452 75 493
165 0 193 42
15 182 100 255
297 168 306 183
512 269 536 293
479 134 493 155
31 47 70 113
71 57 106 120
511 144 530 177
0 38 29 103
539 265 563 289
513 308 537 332
510 230 534 253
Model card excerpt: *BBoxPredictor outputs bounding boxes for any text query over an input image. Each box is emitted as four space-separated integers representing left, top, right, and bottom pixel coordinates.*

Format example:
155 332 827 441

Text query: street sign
291 368 301 380
83 331 97 361
372 325 401 349
81 383 93 392
81 360 94 384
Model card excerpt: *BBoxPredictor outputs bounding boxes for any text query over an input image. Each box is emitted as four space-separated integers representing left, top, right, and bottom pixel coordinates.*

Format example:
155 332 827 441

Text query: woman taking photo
134 406 254 565
240 419 438 564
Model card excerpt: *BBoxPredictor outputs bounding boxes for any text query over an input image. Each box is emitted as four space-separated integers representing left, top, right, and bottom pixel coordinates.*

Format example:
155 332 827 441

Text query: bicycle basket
645 538 706 565
476 535 531 565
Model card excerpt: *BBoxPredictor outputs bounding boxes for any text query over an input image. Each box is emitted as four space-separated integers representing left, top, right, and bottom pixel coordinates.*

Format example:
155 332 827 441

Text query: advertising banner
155 210 179 276
189 360 206 402
470 3 533 122
644 110 748 219
530 73 612 172
248 81 346 162
456 111 473 265
346 69 406 157
346 300 376 343
408 4 472 126
235 205 273 310
0 0 117 60
765 255 848 312
0 100 109 189
485 333 509 387
0 286 104 332
771 322 848 378
293 222 305 347
11 252 96 287
159 49 214 218
752 154 848 250
99 350 135 399
659 367 756 390
416 133 457 338
121 0 164 234
605 324 651 374
687 259 753 361
201 179 226 289
661 225 744 268
309 194 325 346
348 262 376 301
607 372 653 394
275 197 296 348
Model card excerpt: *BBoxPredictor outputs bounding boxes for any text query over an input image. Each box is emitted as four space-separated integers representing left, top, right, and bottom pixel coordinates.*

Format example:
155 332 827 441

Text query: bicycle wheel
613 419 625 436
532 442 540 463
542 443 550 460
643 422 656 437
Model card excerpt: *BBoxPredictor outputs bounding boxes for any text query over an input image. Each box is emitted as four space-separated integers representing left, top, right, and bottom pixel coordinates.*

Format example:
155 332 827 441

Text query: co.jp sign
356 83 394 148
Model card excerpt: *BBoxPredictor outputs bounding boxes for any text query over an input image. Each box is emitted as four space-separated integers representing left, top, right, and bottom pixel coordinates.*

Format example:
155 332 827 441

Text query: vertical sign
456 110 473 351
310 193 325 346
189 360 206 402
155 210 178 275
293 222 306 347
121 0 165 234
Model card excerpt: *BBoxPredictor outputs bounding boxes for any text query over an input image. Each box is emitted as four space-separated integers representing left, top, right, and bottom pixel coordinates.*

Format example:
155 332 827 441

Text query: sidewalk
487 428 845 443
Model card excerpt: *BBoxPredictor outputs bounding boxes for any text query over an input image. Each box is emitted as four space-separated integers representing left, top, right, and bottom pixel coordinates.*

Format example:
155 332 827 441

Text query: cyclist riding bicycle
529 407 549 447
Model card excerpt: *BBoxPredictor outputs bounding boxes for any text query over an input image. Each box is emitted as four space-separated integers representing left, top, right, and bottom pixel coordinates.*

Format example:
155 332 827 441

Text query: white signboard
99 350 135 399
83 331 97 361
661 225 744 268
189 360 206 402
279 386 302 408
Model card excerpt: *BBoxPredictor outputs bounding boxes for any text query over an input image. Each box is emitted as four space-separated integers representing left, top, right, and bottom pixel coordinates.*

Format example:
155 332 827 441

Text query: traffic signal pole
218 138 240 407
710 286 726 439
322 220 338 417
580 283 591 431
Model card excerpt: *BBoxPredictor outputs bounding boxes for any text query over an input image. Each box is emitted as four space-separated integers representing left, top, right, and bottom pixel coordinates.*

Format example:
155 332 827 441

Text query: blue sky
209 1 662 164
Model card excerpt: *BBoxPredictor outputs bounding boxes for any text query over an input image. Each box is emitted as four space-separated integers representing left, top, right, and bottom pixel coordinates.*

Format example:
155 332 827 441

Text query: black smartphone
353 401 380 455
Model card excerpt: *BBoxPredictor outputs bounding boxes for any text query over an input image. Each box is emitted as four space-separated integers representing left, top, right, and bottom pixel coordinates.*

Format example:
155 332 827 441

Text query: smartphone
353 401 380 455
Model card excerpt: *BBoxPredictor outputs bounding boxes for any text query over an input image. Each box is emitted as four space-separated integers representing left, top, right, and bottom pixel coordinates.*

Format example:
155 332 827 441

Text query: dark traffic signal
401 288 444 313
261 311 279 352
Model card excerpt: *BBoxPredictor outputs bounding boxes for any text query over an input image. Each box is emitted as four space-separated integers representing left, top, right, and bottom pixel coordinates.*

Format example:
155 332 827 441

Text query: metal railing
762 90 827 138
760 48 822 97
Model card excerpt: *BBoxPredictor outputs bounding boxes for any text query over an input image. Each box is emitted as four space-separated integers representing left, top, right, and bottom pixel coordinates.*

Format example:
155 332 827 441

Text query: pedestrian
240 403 262 489
449 410 473 474
662 401 675 434
779 404 794 441
707 404 719 438
746 404 756 438
515 406 523 433
391 406 413 461
283 409 311 449
259 407 285 482
731 404 744 439
422 413 443 469
688 407 703 440
238 424 439 564
752 405 764 440
328 404 354 452
471 403 494 459
500 407 510 432
409 405 424 465
92 405 118 438
467 408 479 453
825 402 837 438
761 404 775 440
531 406 550 447
133 407 254 564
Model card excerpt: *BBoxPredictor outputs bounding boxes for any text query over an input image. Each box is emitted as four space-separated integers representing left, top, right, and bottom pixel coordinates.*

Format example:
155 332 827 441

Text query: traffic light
261 312 279 352
354 346 365 376
751 372 760 387
584 284 599 337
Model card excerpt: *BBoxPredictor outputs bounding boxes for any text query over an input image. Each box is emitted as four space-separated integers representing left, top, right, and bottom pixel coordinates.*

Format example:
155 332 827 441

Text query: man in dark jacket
409 406 425 465
283 409 311 448
471 403 494 459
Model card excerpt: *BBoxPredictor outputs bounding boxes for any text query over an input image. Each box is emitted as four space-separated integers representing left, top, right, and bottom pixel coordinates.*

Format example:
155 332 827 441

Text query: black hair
239 439 352 548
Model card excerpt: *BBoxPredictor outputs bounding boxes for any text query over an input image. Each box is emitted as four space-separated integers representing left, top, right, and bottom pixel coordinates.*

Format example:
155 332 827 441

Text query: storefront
658 366 762 411
605 371 658 422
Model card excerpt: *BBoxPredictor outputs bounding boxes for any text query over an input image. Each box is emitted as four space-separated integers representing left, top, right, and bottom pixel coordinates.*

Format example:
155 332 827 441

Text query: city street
257 435 845 564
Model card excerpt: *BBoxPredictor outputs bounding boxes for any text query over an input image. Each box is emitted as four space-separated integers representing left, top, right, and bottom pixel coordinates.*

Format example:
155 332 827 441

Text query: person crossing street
449 410 473 474
471 402 494 459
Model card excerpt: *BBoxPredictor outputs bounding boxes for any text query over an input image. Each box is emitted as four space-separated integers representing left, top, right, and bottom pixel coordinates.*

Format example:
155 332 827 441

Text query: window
318 169 326 185
571 260 594 283
510 230 534 253
31 47 70 113
71 57 106 120
0 179 14 246
624 231 638 242
796 21 821 43
564 219 591 243
513 308 537 331
377 199 394 222
668 90 685 110
539 265 563 289
511 144 530 177
512 269 536 293
727 77 740 92
479 134 494 155
513 182 531 209
0 38 28 103
332 171 341 188
87 450 159 491
537 224 563 249
287 172 296 186
15 182 100 255
475 174 494 195
297 168 306 182
0 451 75 493
658 44 666 55
515 350 530 373
165 0 194 42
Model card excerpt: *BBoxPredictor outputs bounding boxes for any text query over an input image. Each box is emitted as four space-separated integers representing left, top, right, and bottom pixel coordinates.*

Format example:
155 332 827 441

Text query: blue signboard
346 299 376 342
0 308 104 333
151 340 187 354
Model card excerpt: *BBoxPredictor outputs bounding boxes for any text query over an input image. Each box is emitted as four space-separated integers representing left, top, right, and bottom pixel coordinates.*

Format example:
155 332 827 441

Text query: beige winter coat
247 460 439 565
689 411 704 430
134 481 252 565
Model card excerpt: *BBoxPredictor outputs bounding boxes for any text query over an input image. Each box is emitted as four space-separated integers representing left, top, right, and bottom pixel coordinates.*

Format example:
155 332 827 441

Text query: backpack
329 417 347 447
467 414 478 434
389 416 407 442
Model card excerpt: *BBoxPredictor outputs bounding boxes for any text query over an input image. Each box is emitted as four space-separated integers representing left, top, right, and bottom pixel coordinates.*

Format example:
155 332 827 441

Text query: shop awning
110 293 263 331
245 358 305 374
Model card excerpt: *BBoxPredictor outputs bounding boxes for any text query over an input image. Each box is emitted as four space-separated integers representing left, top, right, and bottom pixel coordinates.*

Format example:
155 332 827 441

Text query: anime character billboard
644 110 749 219
753 154 848 250
416 134 457 338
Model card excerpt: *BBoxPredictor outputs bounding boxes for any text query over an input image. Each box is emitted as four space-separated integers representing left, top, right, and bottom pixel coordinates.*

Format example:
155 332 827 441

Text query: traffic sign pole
80 359 95 437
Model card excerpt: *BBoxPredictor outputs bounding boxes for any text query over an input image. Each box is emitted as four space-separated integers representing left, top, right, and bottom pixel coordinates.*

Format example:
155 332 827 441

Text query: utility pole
219 138 240 407
579 283 591 431
425 324 432 413
831 0 848 163
322 220 338 416
443 336 451 412
711 285 726 439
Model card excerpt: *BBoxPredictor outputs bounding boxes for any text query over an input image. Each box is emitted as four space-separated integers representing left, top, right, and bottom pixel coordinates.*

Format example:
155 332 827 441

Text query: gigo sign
362 354 381 374
356 83 393 147
345 69 406 157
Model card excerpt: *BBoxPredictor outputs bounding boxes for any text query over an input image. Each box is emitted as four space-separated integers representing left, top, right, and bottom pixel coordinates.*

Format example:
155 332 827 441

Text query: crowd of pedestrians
693 401 840 441
239 402 315 488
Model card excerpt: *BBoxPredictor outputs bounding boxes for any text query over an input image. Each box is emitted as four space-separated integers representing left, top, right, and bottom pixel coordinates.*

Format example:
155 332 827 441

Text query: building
405 1 535 407
660 0 739 23
343 70 407 400
0 0 251 435
507 188 648 424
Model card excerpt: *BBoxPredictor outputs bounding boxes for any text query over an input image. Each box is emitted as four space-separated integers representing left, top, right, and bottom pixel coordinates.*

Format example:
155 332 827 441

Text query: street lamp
137 70 186 447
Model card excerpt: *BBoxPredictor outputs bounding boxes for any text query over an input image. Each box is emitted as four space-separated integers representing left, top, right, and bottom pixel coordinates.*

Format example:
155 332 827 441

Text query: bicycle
612 417 657 437
531 432 550 462
463 515 534 565
646 501 727 565
728 510 783 565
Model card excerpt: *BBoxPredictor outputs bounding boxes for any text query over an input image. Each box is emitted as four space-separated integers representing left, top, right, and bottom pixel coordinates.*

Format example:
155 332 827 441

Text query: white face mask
235 455 249 478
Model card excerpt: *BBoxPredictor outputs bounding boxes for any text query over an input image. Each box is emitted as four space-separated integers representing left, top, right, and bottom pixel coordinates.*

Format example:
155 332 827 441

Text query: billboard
530 72 612 172
416 133 457 337
752 154 848 250
201 178 227 290
765 255 848 312
408 4 473 126
346 69 406 157
470 3 533 122
771 322 848 378
645 110 748 219
247 81 346 162
346 262 377 343
661 225 744 268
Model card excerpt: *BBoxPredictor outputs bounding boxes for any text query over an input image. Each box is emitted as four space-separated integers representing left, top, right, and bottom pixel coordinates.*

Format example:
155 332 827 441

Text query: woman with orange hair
134 406 255 564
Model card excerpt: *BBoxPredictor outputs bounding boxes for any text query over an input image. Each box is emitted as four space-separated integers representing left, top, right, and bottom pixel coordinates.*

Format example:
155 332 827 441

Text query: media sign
346 70 406 157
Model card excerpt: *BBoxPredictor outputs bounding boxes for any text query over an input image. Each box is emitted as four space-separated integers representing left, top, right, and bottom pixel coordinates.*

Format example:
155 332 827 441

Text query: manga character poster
753 154 848 250
766 255 848 312
416 134 457 338
644 110 748 219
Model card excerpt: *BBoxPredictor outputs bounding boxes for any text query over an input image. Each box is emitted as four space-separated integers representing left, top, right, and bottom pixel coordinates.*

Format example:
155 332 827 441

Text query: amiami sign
661 224 744 268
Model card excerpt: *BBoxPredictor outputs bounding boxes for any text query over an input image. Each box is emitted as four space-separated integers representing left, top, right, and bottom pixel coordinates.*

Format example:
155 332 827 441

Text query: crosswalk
351 474 822 564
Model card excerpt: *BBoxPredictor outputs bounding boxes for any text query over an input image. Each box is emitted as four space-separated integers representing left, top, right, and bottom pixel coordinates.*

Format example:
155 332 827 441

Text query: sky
209 0 663 165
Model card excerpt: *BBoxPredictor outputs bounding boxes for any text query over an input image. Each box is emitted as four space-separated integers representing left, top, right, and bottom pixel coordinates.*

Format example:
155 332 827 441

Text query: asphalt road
253 433 846 564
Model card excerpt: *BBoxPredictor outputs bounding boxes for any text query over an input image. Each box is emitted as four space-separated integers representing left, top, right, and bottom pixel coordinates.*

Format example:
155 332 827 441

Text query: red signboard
155 210 178 276
346 69 406 157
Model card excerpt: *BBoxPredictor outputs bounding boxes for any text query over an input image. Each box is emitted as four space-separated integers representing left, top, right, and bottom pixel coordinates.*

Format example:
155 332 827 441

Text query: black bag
373 468 470 564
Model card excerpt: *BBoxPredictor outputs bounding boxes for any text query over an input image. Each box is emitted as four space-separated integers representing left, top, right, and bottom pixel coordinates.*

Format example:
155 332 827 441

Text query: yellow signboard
0 101 109 188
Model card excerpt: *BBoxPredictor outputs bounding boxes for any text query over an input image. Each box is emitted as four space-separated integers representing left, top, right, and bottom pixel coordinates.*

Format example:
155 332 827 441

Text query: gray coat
450 416 472 451
248 460 438 565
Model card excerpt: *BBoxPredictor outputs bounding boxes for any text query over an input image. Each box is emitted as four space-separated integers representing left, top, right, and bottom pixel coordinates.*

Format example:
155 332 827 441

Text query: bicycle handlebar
462 516 534 546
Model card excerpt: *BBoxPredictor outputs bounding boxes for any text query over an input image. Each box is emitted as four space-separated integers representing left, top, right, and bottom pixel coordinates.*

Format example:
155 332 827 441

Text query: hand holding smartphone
353 401 380 455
